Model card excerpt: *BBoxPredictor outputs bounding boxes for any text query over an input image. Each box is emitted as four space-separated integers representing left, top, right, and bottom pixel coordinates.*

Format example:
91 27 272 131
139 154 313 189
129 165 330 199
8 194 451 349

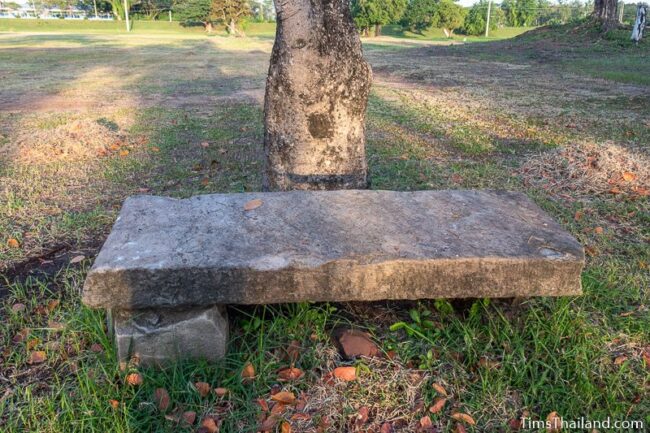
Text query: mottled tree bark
263 0 372 191
594 0 619 31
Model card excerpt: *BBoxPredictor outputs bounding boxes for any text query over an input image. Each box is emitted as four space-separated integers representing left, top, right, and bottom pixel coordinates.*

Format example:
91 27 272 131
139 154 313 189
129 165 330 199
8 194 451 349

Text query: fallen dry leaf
614 355 628 365
214 387 228 397
594 226 604 234
241 362 255 382
257 398 269 412
455 424 467 433
333 366 357 381
47 299 60 312
90 343 103 353
7 238 20 248
11 303 26 312
182 411 196 425
195 381 211 398
451 413 476 426
574 210 583 221
355 406 369 426
69 255 85 264
119 149 129 157
278 367 304 381
259 415 278 432
429 398 446 414
126 373 143 386
380 422 394 433
109 399 119 409
420 415 433 428
291 413 311 421
271 402 287 415
153 388 170 411
281 421 292 433
432 383 448 396
28 350 46 364
151 146 160 152
642 349 650 370
622 171 637 182
271 391 296 405
13 328 29 343
243 198 263 211
201 416 219 433
546 411 561 432
200 141 210 148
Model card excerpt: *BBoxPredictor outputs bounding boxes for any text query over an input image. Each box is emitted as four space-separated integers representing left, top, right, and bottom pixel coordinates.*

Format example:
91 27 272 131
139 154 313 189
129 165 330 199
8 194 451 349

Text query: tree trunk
375 23 381 36
631 4 647 43
205 21 214 32
227 18 237 35
363 27 369 37
594 0 618 30
263 0 372 191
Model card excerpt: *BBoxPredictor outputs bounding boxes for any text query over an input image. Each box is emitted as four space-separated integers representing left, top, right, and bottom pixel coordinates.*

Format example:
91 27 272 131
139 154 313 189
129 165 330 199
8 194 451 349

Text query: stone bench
82 190 584 365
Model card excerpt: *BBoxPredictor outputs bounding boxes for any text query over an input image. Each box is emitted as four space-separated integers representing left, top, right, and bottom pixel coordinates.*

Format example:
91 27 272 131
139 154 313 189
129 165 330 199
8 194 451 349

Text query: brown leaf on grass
584 245 598 257
48 320 64 330
508 417 522 431
214 387 228 397
642 349 650 370
26 338 39 350
200 141 210 148
28 351 46 364
594 226 604 234
126 373 143 386
333 366 356 381
243 199 263 211
546 411 561 432
201 416 219 433
432 383 448 396
271 391 296 405
337 329 379 359
195 381 211 397
278 367 304 381
259 415 278 432
151 146 160 152
285 339 301 362
380 422 394 433
429 398 446 414
574 211 583 221
622 171 637 182
271 402 287 415
153 388 170 411
614 355 628 365
47 299 60 312
257 398 269 412
355 406 369 426
280 421 292 433
90 343 103 353
109 399 119 409
291 413 311 421
11 303 26 312
181 411 196 425
455 424 467 433
69 255 85 264
13 328 29 343
7 238 20 248
451 413 476 425
420 415 433 428
119 149 129 157
241 362 255 382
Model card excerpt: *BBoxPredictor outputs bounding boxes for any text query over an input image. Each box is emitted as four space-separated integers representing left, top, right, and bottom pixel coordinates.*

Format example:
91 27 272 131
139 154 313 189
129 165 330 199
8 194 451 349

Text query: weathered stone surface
113 305 228 365
263 0 372 190
83 190 584 310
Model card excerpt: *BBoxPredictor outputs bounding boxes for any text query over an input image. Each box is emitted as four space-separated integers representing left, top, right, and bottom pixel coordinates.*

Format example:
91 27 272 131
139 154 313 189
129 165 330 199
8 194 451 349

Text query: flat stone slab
83 190 584 309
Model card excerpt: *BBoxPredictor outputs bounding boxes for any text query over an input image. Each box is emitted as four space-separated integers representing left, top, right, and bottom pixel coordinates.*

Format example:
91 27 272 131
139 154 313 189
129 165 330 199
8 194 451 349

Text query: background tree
501 0 538 26
351 0 407 36
212 0 251 34
463 0 504 35
430 0 466 35
401 0 465 35
175 0 250 32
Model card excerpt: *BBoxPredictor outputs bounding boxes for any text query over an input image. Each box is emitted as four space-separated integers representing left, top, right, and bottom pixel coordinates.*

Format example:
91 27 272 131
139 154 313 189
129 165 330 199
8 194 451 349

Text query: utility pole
485 0 492 37
618 1 624 23
93 0 98 18
169 9 172 22
124 0 130 31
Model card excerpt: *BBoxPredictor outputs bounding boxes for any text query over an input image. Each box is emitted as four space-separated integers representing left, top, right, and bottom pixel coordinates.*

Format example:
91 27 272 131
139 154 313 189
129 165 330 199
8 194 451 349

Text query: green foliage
174 0 211 24
501 0 539 26
174 0 250 30
351 0 408 32
463 0 505 35
400 0 465 33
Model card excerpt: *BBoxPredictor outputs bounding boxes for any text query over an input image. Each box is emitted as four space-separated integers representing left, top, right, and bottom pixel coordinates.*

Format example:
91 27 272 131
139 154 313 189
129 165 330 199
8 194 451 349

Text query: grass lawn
0 22 649 432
